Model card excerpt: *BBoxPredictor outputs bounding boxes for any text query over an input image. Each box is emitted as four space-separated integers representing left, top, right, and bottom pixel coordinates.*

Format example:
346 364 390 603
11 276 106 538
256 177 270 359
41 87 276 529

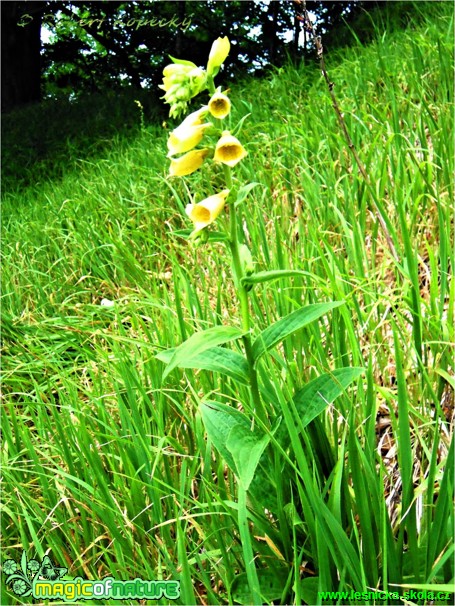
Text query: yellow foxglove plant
157 37 356 603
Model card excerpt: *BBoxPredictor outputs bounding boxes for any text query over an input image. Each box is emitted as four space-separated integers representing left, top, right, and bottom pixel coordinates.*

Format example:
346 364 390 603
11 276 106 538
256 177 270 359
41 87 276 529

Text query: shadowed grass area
2 2 453 604
1 89 164 192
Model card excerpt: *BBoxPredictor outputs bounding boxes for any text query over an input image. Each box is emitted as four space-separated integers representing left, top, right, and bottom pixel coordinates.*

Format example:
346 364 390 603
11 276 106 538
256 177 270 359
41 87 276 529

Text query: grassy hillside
2 3 453 604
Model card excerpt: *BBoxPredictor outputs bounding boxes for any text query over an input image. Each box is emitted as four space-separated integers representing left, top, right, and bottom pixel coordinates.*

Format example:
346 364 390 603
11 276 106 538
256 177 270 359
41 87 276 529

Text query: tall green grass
2 3 453 604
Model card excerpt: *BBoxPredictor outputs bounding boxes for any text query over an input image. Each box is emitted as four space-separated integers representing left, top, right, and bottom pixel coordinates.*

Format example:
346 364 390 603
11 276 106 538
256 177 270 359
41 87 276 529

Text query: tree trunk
263 1 279 64
293 14 300 56
175 1 186 56
2 1 45 112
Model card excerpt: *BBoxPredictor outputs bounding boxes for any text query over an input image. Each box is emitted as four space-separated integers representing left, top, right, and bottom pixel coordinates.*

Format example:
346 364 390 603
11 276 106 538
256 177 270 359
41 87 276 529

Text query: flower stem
224 165 268 426
206 75 216 96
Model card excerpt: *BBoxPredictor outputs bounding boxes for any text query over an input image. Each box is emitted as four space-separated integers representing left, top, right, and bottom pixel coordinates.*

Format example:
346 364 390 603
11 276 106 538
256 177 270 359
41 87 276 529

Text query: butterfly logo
37 556 67 581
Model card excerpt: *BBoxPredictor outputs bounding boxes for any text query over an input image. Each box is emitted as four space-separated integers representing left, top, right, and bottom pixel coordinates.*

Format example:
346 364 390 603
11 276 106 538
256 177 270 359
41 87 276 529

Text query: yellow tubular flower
214 131 247 167
208 91 231 119
169 149 209 177
207 37 230 78
178 106 209 128
167 106 211 156
167 123 211 156
185 190 230 233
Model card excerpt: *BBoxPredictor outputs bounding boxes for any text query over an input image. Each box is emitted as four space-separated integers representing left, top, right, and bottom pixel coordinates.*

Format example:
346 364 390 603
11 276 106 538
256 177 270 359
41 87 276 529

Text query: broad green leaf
252 302 343 362
226 425 271 490
248 468 280 512
275 367 364 448
200 401 278 508
241 417 282 511
160 326 244 379
199 400 251 473
241 269 312 286
156 346 249 384
293 367 365 430
299 577 319 606
231 569 288 603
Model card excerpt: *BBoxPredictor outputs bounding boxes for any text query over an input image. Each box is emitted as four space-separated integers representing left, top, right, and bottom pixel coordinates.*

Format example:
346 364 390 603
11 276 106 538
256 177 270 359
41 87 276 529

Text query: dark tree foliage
2 0 385 112
39 1 298 95
2 1 45 112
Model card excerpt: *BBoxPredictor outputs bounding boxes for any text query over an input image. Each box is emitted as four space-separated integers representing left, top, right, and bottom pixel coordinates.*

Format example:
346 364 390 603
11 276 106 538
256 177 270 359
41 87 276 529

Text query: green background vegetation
2 2 453 604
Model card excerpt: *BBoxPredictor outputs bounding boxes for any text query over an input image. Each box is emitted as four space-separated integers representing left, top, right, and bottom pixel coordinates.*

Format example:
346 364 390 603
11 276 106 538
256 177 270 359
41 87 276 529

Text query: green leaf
168 55 197 67
160 326 244 379
248 468 279 512
292 367 365 430
299 577 319 606
200 401 251 474
231 114 252 139
284 502 304 526
172 229 228 242
435 368 455 389
252 302 344 362
231 569 288 603
241 269 312 286
234 182 261 208
21 550 28 577
156 346 249 384
226 425 271 490
201 402 275 503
